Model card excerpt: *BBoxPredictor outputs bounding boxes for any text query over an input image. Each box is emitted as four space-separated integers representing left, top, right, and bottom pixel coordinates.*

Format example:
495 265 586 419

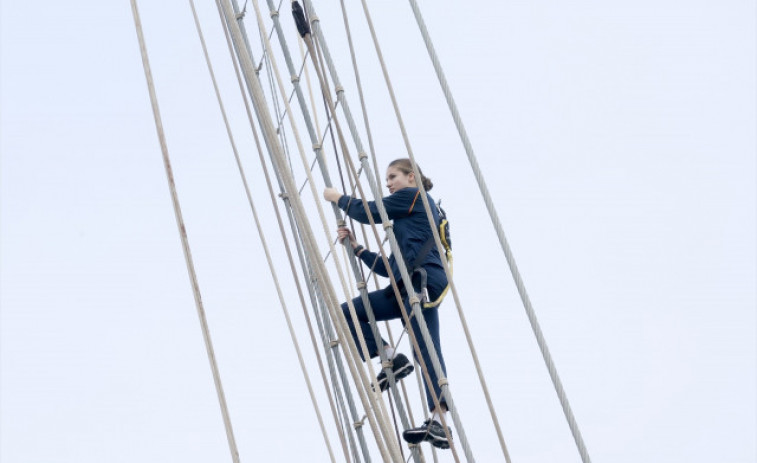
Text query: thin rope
287 17 419 463
226 5 370 463
227 1 402 459
314 50 349 196
407 1 592 462
336 0 385 200
353 1 517 461
129 2 240 462
352 210 413 419
262 13 384 438
301 1 464 460
299 26 428 463
252 0 379 385
304 30 417 463
334 1 389 297
251 0 284 72
341 175 419 437
234 7 367 463
337 142 461 463
274 58 312 134
301 52 457 458
334 0 440 430
196 1 354 460
297 39 408 463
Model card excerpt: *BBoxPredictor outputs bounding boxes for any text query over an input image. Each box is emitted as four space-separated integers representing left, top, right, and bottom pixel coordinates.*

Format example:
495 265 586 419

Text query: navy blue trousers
341 287 447 412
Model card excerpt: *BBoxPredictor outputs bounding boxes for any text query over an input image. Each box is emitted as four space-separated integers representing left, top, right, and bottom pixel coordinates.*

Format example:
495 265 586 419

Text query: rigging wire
297 21 434 463
351 0 525 460
130 1 240 462
336 0 386 206
332 4 427 428
260 11 408 461
273 53 313 132
242 1 405 460
219 4 370 460
218 1 370 461
135 0 594 461
406 1 592 461
299 1 464 460
250 0 285 72
337 142 460 463
196 1 352 461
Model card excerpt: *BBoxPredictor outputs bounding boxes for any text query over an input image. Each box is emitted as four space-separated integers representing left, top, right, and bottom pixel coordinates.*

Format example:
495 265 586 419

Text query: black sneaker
375 353 414 392
402 419 451 449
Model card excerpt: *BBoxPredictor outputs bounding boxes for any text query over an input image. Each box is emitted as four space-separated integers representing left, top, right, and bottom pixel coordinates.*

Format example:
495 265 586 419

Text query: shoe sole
429 435 450 449
402 429 450 448
378 363 414 392
402 428 426 445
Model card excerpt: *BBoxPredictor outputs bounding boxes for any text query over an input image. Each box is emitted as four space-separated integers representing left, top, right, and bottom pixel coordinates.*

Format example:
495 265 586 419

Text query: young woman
323 158 451 449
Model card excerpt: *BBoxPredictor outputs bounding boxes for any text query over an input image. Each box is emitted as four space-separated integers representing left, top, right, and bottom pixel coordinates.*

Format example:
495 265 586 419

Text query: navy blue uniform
337 187 448 411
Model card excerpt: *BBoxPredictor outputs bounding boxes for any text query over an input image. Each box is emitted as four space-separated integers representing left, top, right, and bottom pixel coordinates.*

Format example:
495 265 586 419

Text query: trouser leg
405 302 447 412
341 289 401 361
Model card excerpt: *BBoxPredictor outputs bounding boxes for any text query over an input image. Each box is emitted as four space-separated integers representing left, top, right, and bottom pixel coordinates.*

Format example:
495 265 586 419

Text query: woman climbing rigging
323 158 451 449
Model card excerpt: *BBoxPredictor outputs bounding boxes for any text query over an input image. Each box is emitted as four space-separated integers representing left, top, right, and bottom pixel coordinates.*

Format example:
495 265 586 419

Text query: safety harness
408 199 452 309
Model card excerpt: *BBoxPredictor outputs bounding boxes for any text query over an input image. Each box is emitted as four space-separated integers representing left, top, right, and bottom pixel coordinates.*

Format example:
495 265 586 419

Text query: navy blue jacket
337 187 448 299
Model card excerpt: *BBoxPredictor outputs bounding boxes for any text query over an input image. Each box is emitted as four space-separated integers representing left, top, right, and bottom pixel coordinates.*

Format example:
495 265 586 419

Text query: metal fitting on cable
291 75 300 83
381 360 393 369
279 192 290 200
270 9 279 18
312 143 322 151
329 339 340 348
353 416 367 429
310 15 319 24
337 219 345 227
409 295 420 305
334 85 344 95
438 378 449 387
356 282 366 290
358 152 368 161
383 223 393 231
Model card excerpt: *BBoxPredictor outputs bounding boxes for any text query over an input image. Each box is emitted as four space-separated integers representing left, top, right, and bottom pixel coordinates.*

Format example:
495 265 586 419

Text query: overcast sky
1 1 755 462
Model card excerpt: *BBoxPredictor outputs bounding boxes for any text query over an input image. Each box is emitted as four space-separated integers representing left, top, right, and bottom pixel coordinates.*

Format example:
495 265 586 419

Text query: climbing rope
220 1 406 459
218 2 379 462
335 0 385 201
136 0 593 461
300 1 473 461
255 3 414 460
296 13 438 463
192 1 356 460
289 6 447 461
349 1 485 461
337 143 462 463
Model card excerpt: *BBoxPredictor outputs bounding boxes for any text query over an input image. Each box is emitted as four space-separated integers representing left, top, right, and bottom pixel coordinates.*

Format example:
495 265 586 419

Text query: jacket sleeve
337 188 419 224
357 249 390 277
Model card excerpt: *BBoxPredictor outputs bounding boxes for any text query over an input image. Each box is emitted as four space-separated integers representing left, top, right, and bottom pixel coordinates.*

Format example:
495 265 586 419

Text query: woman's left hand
323 187 341 203
337 227 357 246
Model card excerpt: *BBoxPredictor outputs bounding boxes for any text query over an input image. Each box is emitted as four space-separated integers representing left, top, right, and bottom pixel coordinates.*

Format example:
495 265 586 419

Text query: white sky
1 1 755 462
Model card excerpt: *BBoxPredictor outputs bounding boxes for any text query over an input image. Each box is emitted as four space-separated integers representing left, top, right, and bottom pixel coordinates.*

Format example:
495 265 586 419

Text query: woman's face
385 166 415 194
